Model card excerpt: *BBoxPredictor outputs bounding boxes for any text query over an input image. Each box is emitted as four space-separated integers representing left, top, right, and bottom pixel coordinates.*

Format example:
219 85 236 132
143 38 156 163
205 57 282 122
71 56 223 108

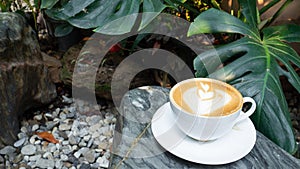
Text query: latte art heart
172 80 242 116
184 87 232 116
198 82 214 100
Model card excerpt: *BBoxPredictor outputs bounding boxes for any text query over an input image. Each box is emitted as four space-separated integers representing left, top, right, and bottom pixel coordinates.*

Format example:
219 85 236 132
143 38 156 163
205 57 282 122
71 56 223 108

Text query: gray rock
55 159 63 169
43 152 53 159
86 115 101 126
59 123 72 131
78 141 87 147
33 114 43 121
62 141 69 145
0 12 56 147
29 154 41 161
13 137 26 147
62 95 73 104
36 158 55 168
67 112 75 118
0 155 4 163
90 163 100 168
31 124 39 131
21 145 36 155
79 163 91 169
12 154 23 163
62 145 73 154
83 135 91 142
89 123 101 133
68 154 80 166
29 135 38 144
61 154 68 161
79 128 88 137
87 138 93 148
0 146 16 155
74 151 82 158
96 156 109 168
110 86 300 169
45 121 58 130
83 150 96 163
59 113 67 120
69 135 79 145
17 132 27 139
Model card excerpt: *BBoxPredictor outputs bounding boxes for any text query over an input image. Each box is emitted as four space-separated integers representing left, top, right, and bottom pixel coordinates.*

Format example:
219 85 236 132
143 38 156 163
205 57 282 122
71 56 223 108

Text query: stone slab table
109 86 300 168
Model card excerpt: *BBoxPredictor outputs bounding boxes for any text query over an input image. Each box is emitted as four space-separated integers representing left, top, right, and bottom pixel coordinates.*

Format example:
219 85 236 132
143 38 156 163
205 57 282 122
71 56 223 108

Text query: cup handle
235 97 256 124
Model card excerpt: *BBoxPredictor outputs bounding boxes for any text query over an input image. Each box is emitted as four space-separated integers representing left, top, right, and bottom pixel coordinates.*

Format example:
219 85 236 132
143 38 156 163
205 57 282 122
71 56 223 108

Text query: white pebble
29 135 38 144
55 108 60 114
62 95 73 104
20 126 27 133
74 151 81 158
83 135 91 141
29 154 41 161
43 152 53 159
34 140 41 145
24 155 29 161
62 141 69 145
60 154 68 161
32 124 39 131
21 145 36 155
34 114 43 121
13 137 26 147
72 145 78 151
96 157 109 168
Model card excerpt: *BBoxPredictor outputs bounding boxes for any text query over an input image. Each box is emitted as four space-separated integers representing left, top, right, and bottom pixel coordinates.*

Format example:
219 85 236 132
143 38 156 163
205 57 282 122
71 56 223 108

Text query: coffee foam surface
173 80 242 116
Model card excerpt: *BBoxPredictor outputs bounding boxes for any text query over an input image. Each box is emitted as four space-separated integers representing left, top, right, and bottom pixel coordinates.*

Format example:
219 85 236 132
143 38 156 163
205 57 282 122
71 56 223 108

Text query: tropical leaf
238 0 259 32
54 22 73 37
40 0 59 9
139 0 167 31
188 0 300 154
44 0 167 35
263 24 300 42
188 8 260 40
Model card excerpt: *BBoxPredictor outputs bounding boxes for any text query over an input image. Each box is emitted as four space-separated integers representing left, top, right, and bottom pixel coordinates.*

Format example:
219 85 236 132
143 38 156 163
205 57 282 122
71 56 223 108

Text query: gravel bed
0 95 117 169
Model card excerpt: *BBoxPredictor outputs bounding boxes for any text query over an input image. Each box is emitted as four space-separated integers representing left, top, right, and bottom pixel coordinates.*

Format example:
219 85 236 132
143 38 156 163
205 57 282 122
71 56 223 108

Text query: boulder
0 12 56 147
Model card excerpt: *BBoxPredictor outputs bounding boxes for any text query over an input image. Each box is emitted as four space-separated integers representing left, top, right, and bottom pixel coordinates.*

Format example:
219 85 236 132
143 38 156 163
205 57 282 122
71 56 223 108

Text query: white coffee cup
169 78 256 141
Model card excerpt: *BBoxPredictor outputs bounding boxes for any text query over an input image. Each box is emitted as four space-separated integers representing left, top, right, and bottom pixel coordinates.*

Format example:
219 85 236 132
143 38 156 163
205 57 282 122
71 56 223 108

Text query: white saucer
151 102 256 165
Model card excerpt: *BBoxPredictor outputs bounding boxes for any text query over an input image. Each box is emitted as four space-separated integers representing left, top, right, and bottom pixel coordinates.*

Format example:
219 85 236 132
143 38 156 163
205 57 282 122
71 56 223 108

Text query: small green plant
188 0 300 154
0 0 12 12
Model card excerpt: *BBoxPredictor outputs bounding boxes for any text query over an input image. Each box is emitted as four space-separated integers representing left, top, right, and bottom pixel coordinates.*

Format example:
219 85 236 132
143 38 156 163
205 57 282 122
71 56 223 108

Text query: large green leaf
44 0 167 35
189 0 300 154
263 24 300 43
57 0 95 17
192 36 298 154
40 0 59 9
239 0 259 32
138 0 167 31
188 8 260 40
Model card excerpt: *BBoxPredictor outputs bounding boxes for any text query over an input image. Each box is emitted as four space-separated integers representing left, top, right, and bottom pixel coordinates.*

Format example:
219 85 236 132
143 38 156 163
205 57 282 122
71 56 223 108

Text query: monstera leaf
188 0 300 154
42 0 166 35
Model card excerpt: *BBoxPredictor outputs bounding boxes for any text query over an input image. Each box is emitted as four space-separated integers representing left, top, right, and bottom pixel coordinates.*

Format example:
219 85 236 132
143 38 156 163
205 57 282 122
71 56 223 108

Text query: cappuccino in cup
170 78 256 141
172 78 242 116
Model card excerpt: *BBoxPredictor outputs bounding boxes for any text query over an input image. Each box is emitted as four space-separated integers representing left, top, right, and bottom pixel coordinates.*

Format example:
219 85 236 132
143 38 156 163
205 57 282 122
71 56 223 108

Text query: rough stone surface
0 12 56 147
110 86 300 168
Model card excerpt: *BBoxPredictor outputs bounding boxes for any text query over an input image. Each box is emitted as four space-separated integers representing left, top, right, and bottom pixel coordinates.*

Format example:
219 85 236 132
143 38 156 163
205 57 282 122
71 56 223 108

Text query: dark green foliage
188 0 300 154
